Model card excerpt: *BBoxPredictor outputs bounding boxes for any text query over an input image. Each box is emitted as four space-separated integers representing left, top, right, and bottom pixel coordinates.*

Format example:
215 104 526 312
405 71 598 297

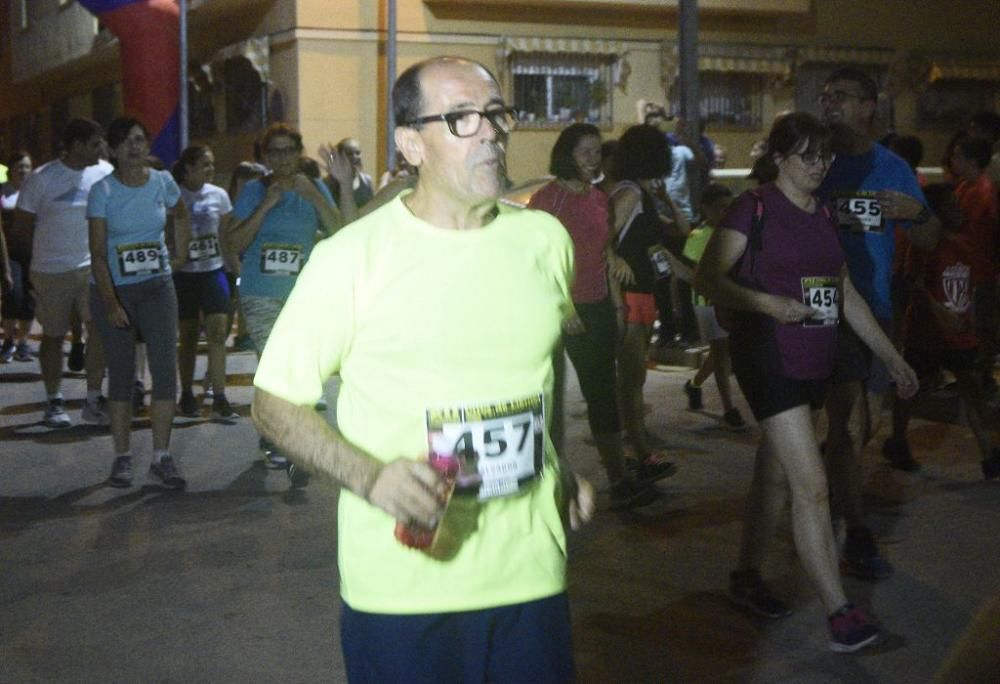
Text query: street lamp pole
386 0 397 173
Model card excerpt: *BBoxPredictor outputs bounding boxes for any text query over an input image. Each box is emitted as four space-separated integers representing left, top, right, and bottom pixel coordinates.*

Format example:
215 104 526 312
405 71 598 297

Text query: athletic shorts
340 593 575 684
174 269 231 320
905 347 978 383
239 295 286 354
695 304 727 343
730 325 828 421
624 291 657 326
31 266 92 337
830 317 893 394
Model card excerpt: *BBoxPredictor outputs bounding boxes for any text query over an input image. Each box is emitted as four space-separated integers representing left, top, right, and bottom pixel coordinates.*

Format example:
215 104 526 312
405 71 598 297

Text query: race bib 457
426 394 545 501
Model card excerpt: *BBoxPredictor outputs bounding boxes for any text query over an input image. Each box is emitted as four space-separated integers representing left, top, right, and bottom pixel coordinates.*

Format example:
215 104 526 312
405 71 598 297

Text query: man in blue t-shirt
817 67 940 580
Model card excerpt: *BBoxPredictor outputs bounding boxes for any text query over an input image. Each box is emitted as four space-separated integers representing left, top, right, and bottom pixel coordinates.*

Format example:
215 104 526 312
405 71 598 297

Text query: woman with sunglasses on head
88 116 190 490
171 145 235 419
529 123 657 510
610 124 685 483
695 112 917 653
225 122 352 474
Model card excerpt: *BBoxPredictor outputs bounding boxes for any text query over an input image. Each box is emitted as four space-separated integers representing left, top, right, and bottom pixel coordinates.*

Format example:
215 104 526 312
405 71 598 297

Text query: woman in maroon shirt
695 112 917 653
529 124 658 510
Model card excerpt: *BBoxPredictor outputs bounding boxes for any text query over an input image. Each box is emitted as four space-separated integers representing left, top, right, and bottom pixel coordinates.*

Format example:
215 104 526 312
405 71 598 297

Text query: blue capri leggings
91 276 178 402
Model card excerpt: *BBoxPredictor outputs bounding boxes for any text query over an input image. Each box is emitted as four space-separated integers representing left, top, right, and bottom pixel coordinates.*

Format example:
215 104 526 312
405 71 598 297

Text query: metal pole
677 0 700 201
386 0 397 173
179 0 189 150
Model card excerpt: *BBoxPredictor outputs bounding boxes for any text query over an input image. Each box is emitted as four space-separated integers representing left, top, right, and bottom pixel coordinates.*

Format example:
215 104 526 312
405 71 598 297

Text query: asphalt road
2 340 999 683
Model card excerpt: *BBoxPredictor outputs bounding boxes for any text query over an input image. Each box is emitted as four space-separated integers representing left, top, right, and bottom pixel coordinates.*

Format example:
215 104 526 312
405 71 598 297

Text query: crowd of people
1 54 999 679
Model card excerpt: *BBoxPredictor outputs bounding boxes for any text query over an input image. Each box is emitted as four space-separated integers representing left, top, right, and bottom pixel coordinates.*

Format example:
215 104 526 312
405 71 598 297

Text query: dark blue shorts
173 269 231 320
340 593 575 684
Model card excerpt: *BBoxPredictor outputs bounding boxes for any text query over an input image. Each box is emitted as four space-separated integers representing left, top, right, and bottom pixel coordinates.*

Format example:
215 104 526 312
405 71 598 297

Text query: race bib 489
117 242 164 276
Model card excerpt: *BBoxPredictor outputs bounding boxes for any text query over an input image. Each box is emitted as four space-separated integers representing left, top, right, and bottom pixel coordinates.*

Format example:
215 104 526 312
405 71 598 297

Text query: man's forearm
252 388 382 497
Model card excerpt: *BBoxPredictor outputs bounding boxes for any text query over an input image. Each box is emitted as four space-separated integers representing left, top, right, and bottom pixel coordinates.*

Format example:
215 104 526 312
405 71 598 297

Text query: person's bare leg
762 405 848 612
83 320 105 393
204 313 229 394
693 350 715 387
177 319 199 393
149 399 174 452
39 335 65 395
712 339 736 413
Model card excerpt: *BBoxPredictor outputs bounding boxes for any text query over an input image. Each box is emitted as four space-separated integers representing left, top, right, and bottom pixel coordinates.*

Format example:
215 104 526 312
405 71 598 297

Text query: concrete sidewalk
2 342 999 683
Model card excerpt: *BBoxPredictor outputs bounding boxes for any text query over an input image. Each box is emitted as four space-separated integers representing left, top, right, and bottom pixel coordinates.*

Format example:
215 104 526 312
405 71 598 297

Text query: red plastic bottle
394 452 460 550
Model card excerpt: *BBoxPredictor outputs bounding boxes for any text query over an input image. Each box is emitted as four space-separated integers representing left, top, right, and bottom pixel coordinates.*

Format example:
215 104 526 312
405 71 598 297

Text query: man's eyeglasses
818 90 869 105
796 151 836 166
406 107 520 138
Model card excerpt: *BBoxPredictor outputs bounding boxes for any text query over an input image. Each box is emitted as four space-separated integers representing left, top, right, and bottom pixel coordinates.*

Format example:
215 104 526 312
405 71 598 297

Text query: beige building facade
2 0 999 184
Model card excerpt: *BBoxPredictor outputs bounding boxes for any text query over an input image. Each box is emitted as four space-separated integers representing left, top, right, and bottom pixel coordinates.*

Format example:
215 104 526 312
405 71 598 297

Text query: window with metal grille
916 79 996 130
511 53 613 129
670 72 763 130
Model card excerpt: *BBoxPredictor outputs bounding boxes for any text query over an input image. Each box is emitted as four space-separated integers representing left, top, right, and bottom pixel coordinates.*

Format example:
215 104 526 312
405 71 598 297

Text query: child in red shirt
883 184 1000 478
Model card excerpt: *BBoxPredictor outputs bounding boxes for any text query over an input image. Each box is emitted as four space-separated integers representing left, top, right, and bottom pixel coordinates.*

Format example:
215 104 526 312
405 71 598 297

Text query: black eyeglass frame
404 106 520 138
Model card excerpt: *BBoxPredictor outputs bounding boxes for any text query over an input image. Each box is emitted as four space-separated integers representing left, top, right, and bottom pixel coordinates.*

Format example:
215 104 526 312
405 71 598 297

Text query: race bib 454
801 276 839 327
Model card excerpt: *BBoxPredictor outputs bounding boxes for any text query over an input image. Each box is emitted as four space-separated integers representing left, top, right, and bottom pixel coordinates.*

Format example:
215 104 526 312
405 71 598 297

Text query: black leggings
564 299 621 435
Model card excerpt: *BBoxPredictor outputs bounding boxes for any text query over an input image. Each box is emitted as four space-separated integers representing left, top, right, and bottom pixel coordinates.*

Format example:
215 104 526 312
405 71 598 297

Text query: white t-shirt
179 182 232 273
1 184 19 211
17 159 113 273
666 144 695 221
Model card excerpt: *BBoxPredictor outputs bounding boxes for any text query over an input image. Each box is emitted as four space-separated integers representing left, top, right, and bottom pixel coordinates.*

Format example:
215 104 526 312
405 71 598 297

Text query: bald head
393 57 499 129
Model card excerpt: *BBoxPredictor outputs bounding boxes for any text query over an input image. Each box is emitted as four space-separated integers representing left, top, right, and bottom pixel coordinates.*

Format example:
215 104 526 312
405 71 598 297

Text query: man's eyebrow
446 97 505 112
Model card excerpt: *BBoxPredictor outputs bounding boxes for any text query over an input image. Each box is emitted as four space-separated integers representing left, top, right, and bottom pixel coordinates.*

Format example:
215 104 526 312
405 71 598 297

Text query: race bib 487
260 243 303 276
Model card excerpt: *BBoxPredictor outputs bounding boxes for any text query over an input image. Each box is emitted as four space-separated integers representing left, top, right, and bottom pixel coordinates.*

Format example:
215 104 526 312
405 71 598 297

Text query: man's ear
395 127 423 169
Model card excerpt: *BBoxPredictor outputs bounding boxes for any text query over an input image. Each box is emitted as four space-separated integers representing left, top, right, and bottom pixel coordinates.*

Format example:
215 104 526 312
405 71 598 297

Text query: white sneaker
81 397 111 426
44 398 72 428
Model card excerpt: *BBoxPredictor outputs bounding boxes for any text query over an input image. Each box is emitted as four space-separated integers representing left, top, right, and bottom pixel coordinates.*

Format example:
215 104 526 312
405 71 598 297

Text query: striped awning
929 58 1000 82
798 46 895 66
500 36 624 59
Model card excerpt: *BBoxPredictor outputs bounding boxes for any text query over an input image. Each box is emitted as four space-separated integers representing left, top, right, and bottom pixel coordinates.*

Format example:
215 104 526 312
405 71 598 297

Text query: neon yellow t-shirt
254 191 576 614
682 224 715 307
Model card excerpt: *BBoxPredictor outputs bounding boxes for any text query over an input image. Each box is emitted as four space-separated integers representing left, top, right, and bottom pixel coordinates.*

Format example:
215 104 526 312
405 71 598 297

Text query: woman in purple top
695 112 917 653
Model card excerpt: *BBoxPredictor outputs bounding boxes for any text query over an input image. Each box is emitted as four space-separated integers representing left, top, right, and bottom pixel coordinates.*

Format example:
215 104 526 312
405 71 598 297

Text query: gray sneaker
149 455 186 490
108 455 133 488
81 396 111 426
44 398 72 428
